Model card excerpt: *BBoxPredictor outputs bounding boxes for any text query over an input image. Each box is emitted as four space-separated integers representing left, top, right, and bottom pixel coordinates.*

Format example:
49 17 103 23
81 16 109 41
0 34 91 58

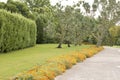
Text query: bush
0 9 36 53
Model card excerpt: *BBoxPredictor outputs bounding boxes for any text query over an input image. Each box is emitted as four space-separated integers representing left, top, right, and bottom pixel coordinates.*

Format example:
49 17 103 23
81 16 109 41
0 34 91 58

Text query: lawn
0 44 91 80
113 46 120 48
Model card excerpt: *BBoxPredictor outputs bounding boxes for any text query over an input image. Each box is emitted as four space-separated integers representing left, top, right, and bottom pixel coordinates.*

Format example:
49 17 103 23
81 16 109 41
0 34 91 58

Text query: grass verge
12 46 104 80
0 44 91 80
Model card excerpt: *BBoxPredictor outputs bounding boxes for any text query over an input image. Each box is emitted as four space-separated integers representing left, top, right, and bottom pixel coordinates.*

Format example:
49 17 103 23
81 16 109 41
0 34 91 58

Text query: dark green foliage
0 9 36 53
0 0 35 20
36 15 46 44
0 2 5 9
5 3 18 13
116 38 120 45
6 1 33 19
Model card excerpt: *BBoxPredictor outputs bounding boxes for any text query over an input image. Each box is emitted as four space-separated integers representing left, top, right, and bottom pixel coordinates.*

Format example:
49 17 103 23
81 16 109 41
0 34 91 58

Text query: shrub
0 9 36 52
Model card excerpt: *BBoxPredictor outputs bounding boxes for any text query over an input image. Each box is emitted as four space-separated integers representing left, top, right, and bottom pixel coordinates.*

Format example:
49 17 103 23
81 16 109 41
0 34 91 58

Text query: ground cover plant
12 46 104 80
113 46 120 48
0 44 91 80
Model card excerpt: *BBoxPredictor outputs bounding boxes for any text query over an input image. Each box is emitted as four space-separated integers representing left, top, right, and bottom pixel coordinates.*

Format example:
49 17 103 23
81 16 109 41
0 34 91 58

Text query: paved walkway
55 47 120 80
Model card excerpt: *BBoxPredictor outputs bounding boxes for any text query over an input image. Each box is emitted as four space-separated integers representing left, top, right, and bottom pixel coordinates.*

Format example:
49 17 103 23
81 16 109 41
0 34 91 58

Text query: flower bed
12 46 104 80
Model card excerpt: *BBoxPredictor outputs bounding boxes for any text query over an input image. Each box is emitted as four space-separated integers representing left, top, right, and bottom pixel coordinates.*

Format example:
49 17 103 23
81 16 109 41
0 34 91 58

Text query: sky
50 0 94 6
1 0 119 18
0 0 94 5
50 0 94 14
0 0 98 17
0 0 7 2
50 0 119 5
50 0 99 17
1 0 120 5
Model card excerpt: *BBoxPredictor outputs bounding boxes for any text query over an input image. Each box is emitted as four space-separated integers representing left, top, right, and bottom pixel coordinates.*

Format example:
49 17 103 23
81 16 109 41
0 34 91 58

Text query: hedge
0 9 36 52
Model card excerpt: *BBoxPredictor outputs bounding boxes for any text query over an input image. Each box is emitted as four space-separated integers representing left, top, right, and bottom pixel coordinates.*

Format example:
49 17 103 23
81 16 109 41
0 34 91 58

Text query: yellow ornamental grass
15 73 33 80
70 52 86 62
34 76 49 80
80 46 103 58
41 63 63 76
41 70 55 80
97 47 104 51
13 46 104 80
60 55 77 65
48 56 73 69
52 57 72 69
57 64 66 72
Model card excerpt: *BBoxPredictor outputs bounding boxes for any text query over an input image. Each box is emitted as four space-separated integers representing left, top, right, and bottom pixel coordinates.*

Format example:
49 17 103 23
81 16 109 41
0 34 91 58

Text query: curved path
55 47 120 80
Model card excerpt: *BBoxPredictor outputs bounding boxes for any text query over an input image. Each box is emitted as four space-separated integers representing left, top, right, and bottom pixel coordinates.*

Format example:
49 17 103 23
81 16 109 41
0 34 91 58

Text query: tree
83 2 90 15
54 4 77 48
7 0 35 19
109 26 120 46
91 0 120 47
0 2 5 9
36 15 46 43
54 3 66 48
71 9 83 46
0 0 35 19
20 0 56 44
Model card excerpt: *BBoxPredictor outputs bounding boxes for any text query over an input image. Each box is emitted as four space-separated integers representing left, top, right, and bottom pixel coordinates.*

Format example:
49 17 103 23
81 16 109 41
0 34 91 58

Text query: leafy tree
0 2 5 9
54 4 66 48
36 15 46 43
7 0 35 19
109 26 120 45
90 0 120 47
21 0 56 44
83 2 90 15
54 4 78 48
71 9 83 46
0 0 35 19
54 1 95 48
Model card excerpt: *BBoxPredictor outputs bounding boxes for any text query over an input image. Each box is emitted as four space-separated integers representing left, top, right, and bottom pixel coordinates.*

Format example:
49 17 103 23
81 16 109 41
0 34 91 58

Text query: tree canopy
0 0 120 48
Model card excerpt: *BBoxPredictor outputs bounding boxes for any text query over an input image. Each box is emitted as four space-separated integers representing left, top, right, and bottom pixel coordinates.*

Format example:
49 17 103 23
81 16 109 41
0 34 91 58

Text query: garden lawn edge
11 46 104 80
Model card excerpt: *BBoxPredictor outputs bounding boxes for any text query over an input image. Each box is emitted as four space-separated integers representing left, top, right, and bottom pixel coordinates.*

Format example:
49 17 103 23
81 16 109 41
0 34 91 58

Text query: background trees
0 0 35 19
21 0 55 44
91 0 120 47
109 26 120 45
0 0 120 49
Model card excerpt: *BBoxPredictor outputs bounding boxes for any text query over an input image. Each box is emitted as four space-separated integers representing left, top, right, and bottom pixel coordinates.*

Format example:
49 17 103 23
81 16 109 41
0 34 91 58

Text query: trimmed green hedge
0 9 36 52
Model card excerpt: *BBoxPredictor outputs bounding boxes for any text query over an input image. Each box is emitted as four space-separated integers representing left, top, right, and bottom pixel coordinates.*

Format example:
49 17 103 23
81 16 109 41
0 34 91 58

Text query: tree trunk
75 44 77 46
67 41 71 47
57 43 62 48
109 39 114 46
96 39 102 47
79 43 82 46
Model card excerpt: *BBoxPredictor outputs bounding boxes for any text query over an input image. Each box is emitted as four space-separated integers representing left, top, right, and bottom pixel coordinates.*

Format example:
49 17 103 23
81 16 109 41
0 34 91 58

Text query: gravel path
55 47 120 80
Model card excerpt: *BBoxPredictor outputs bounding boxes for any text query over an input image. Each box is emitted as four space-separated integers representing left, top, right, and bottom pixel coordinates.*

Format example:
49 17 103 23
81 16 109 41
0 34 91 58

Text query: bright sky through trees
0 0 94 5
50 0 94 6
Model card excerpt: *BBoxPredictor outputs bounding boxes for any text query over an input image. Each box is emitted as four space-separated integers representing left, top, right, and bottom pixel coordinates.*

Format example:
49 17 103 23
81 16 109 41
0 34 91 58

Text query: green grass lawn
113 46 120 48
0 44 91 80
